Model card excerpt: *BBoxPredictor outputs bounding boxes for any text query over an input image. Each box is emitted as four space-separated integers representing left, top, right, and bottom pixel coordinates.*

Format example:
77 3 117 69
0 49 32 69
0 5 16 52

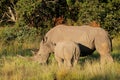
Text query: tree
0 0 119 37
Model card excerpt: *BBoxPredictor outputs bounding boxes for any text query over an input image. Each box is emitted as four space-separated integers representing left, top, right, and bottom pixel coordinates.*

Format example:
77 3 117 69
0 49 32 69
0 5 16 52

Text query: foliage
102 0 120 37
16 0 42 27
74 0 120 36
15 0 67 28
0 0 18 25
0 0 120 37
0 27 16 44
0 26 42 45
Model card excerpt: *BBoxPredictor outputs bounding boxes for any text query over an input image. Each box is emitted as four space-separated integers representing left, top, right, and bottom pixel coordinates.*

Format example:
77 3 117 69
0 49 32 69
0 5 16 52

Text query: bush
74 0 120 37
0 27 17 44
0 26 42 45
0 0 120 37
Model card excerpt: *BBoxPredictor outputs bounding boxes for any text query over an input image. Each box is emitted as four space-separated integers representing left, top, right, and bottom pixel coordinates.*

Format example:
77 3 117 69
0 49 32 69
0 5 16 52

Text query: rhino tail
110 37 113 51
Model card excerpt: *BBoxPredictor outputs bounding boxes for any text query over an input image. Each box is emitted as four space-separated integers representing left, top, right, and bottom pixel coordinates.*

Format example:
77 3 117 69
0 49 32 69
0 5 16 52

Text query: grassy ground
0 36 120 80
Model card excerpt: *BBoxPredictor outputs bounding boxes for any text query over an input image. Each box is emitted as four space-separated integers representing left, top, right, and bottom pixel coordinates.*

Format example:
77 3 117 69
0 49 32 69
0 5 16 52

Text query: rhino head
33 37 54 64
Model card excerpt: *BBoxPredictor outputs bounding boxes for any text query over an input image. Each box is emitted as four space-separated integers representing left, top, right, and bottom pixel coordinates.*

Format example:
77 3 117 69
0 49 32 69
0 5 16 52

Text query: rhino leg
73 59 78 66
100 53 113 64
55 55 63 67
95 33 113 64
73 51 80 66
64 59 72 68
95 42 113 64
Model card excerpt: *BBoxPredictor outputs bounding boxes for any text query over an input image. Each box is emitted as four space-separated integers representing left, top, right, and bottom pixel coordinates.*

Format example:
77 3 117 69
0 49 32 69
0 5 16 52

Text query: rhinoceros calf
37 25 113 64
54 41 80 67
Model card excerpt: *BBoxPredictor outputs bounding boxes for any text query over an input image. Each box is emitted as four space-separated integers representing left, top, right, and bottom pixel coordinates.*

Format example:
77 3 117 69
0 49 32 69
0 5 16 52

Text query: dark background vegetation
0 0 120 44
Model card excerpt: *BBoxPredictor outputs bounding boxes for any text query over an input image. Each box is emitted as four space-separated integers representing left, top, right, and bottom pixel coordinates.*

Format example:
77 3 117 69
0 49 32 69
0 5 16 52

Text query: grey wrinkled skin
37 25 113 64
54 41 80 68
33 40 53 64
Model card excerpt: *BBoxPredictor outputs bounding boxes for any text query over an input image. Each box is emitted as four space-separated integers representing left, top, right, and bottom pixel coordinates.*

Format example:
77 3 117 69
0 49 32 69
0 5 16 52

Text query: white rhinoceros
54 41 80 67
37 25 113 64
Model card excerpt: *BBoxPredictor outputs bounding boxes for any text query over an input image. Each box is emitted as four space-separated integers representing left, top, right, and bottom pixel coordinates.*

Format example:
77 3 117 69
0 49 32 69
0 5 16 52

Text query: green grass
0 35 120 80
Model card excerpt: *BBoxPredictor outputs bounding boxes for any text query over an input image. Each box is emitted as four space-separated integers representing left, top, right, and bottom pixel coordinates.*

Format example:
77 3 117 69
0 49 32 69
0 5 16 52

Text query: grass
0 35 120 80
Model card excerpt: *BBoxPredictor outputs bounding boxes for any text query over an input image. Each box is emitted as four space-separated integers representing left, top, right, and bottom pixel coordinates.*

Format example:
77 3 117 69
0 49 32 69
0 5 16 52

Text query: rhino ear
51 42 56 46
42 37 47 43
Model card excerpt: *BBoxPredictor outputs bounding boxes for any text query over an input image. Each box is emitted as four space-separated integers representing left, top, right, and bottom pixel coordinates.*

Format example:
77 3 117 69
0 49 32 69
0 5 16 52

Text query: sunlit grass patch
0 56 120 80
112 37 120 62
0 56 59 80
0 32 120 80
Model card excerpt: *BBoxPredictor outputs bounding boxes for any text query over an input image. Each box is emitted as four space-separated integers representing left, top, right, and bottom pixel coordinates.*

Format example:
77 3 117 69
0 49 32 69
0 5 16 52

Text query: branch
0 13 6 23
8 7 16 22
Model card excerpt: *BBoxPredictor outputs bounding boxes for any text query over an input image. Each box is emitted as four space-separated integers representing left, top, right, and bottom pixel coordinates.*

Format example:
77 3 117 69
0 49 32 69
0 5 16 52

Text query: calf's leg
55 55 63 67
64 59 72 68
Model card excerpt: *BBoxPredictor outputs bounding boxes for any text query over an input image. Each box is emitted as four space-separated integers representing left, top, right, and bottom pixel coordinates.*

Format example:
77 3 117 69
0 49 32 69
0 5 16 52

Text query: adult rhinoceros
36 25 113 64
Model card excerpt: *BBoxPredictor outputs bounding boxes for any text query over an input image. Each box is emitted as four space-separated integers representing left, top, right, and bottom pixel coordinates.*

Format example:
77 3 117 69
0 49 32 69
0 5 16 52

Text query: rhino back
45 25 108 56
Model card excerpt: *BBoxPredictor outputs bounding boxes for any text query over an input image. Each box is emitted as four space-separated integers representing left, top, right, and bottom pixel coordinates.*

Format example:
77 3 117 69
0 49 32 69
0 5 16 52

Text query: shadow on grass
90 74 119 80
112 52 120 61
17 48 34 56
79 51 100 65
79 50 120 65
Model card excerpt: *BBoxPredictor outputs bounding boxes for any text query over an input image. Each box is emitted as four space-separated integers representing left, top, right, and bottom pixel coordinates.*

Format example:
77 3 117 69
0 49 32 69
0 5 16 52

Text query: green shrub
0 27 17 44
0 26 42 45
0 0 120 38
66 0 120 37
